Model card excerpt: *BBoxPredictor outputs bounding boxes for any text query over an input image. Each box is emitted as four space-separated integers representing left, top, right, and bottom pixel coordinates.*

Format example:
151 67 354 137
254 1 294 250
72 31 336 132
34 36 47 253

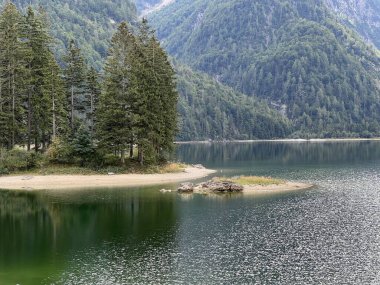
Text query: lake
0 142 379 284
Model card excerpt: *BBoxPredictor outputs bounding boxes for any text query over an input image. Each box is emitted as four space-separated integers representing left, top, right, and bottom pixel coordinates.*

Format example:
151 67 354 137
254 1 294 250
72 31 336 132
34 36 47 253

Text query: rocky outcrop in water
177 182 194 193
178 181 243 194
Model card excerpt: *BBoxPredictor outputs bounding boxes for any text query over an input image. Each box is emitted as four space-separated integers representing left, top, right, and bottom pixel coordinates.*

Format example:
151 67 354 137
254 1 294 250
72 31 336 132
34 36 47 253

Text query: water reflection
0 188 178 284
0 142 379 284
176 141 380 167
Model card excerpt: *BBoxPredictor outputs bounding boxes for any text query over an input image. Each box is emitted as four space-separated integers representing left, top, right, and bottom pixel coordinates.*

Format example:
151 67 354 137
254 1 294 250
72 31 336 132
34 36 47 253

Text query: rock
108 172 115 175
199 181 243 193
22 176 33 180
177 182 194 193
160 189 172 193
192 164 206 169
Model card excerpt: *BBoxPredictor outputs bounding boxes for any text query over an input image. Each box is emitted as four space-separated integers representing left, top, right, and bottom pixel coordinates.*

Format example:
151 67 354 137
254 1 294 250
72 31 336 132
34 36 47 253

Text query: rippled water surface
1 142 380 284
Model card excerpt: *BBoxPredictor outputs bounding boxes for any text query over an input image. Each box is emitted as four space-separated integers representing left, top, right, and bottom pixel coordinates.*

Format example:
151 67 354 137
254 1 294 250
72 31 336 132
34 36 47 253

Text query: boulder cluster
178 181 243 194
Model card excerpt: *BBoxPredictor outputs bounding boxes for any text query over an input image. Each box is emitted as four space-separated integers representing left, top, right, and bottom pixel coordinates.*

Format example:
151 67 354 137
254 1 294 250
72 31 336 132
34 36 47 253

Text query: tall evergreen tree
24 6 54 151
97 22 137 164
85 67 100 136
0 3 28 149
63 40 86 132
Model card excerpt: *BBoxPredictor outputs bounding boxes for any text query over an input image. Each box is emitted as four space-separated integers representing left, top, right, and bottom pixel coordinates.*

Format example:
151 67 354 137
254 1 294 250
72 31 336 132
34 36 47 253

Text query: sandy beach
0 167 216 191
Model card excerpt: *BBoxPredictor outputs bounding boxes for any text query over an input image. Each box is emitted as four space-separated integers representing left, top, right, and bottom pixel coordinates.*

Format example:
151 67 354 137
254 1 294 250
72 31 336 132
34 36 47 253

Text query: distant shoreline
175 138 380 144
0 167 216 191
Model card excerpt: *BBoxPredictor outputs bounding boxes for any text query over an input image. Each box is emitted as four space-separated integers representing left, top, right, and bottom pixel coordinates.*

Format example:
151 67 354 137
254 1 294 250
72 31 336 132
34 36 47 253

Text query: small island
177 176 313 194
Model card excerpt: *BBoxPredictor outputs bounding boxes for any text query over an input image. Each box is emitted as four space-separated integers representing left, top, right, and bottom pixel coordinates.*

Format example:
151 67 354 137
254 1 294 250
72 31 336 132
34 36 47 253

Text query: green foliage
46 137 73 164
0 148 43 173
175 63 291 140
71 126 95 166
0 0 137 70
97 21 179 165
149 0 380 138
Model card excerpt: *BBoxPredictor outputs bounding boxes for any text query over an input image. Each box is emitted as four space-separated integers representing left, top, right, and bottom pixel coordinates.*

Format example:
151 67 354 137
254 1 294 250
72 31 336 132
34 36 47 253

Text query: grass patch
8 162 189 176
213 176 284 186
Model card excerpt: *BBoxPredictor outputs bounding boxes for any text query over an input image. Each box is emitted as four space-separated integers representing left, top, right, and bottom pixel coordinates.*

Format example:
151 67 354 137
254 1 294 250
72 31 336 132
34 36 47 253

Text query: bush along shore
177 176 313 194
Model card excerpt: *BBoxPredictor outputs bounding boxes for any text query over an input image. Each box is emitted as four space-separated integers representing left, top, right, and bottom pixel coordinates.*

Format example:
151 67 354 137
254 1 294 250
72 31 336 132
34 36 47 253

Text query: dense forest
0 0 137 70
149 0 380 137
175 63 291 141
1 0 380 142
0 3 177 171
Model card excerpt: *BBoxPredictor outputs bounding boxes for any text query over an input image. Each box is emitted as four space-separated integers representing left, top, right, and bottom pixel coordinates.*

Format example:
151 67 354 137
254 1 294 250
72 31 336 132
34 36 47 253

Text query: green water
1 142 380 284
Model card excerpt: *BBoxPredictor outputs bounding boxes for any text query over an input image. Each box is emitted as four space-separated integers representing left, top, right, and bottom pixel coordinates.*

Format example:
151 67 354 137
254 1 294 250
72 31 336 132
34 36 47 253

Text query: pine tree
97 22 137 164
63 40 86 132
85 67 100 136
0 3 28 149
42 53 67 141
24 6 54 151
135 19 178 164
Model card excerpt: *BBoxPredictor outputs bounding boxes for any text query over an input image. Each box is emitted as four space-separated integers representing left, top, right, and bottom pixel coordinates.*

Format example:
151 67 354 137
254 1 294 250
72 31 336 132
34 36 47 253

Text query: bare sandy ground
243 182 314 194
0 167 216 191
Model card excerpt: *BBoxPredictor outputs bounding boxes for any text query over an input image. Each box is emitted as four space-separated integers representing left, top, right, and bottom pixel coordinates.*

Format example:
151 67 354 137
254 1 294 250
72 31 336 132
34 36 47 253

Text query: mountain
148 0 380 137
175 63 291 141
1 0 137 70
323 0 380 49
0 0 288 140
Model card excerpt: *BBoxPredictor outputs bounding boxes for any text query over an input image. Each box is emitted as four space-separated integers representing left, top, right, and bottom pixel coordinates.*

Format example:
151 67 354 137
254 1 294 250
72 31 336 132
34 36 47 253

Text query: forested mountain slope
0 0 137 70
323 0 380 48
149 0 380 137
175 63 291 141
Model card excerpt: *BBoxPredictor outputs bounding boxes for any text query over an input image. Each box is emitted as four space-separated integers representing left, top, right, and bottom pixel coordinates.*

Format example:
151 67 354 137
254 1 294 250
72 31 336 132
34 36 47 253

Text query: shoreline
242 182 314 194
175 138 380 144
0 167 216 191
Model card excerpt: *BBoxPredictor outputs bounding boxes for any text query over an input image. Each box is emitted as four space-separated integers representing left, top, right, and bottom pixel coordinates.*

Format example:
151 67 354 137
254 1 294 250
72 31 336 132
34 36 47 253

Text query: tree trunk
11 73 15 149
52 82 56 139
90 91 94 135
129 141 134 158
34 136 39 152
138 145 144 165
71 85 74 130
121 149 125 164
42 131 46 151
27 89 32 151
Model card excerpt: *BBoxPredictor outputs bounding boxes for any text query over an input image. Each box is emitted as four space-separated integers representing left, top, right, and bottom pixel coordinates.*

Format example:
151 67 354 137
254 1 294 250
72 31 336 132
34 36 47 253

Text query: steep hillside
1 0 137 69
323 0 380 48
149 0 380 137
175 63 291 141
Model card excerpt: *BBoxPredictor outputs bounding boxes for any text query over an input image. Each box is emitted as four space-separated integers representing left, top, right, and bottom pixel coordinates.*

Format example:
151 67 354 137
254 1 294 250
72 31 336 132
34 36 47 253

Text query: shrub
0 148 43 173
46 138 74 164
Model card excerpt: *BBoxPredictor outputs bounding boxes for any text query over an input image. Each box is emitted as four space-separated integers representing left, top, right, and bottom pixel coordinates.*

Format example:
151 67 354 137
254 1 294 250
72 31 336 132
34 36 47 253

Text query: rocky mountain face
323 0 380 48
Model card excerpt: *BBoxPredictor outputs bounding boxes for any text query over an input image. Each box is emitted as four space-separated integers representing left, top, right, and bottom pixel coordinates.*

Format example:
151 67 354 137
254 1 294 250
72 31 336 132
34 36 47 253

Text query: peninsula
0 167 216 191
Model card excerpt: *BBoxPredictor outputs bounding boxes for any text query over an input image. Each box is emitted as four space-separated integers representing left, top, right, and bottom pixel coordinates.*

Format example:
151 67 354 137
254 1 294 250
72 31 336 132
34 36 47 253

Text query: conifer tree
63 40 86 132
25 6 54 151
85 67 100 136
97 22 137 164
0 3 28 149
42 53 67 141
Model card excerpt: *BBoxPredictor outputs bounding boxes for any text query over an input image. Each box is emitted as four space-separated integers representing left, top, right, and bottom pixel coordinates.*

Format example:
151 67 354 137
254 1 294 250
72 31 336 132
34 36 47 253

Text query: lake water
0 142 379 284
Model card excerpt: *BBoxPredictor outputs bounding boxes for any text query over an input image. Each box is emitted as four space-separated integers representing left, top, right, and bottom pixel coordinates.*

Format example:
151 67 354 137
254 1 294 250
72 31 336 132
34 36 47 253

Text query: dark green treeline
0 3 178 165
